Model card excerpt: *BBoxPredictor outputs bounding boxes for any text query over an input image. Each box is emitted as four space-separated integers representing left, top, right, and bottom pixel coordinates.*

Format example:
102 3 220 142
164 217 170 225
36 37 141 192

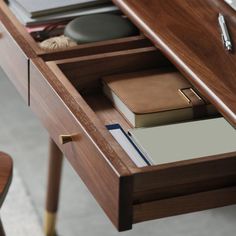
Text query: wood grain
1 0 236 229
133 186 236 223
30 58 134 231
0 1 152 61
0 22 29 103
56 47 170 91
0 0 37 57
133 152 236 192
112 0 236 127
40 35 153 61
47 50 236 227
46 138 63 214
133 175 236 204
84 93 132 131
83 95 236 204
0 152 13 208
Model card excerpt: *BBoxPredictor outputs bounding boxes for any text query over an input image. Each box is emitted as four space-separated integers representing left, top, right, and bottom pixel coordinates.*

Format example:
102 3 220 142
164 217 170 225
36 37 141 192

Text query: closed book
102 69 217 127
128 118 236 165
9 1 118 26
9 0 110 18
106 124 149 167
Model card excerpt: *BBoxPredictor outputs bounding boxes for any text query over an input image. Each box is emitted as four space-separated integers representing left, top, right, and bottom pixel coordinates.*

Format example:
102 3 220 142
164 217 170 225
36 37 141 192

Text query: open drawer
0 0 152 61
30 46 236 231
0 0 151 105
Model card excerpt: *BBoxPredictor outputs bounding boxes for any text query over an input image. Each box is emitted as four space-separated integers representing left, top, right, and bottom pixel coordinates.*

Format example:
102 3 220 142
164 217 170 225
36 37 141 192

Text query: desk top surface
113 0 236 127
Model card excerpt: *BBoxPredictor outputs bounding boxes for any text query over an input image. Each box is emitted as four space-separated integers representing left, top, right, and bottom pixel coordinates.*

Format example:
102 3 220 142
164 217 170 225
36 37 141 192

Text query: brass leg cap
44 211 57 236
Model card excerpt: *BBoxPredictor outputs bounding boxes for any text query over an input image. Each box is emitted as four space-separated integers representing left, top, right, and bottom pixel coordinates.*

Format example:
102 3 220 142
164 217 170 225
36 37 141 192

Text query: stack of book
107 118 236 167
103 69 236 167
106 124 150 167
8 0 119 26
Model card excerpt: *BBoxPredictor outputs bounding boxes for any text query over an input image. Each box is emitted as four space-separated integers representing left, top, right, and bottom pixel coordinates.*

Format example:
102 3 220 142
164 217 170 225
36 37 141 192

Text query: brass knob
59 134 79 145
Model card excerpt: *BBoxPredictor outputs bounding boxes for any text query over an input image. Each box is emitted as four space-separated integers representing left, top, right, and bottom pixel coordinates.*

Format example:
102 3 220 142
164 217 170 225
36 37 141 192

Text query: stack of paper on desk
10 0 110 18
8 0 118 26
128 118 236 165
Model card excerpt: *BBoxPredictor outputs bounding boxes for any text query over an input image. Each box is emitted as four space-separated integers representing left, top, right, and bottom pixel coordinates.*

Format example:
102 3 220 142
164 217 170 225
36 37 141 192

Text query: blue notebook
106 124 150 167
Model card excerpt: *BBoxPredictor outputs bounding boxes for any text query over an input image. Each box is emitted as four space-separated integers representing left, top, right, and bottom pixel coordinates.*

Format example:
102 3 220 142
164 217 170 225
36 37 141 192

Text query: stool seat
0 152 13 236
0 152 13 208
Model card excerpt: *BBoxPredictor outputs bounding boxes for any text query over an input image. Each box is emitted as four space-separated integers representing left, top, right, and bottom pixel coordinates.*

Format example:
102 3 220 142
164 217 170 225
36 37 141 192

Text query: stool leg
44 138 63 236
0 218 5 236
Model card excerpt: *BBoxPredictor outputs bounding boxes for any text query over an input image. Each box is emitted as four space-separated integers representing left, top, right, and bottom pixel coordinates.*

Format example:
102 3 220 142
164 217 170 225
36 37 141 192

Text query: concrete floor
0 67 236 236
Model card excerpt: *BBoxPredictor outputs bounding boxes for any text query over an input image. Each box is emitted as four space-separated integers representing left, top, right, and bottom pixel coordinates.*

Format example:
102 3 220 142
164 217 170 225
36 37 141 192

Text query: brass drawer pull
178 88 205 105
59 134 79 144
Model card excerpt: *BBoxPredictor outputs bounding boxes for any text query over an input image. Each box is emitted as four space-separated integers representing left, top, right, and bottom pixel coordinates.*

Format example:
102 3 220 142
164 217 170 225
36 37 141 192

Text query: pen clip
221 33 226 48
218 13 233 51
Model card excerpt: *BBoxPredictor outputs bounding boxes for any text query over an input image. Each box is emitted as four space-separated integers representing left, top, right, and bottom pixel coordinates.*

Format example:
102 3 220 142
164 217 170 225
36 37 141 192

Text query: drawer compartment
30 59 134 231
0 0 152 61
39 35 152 61
0 21 28 103
31 47 236 231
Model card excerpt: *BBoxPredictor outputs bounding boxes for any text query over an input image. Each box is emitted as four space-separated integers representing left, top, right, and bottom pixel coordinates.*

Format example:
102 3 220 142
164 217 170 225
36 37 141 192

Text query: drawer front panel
133 186 236 223
41 36 152 61
0 21 28 103
30 59 133 231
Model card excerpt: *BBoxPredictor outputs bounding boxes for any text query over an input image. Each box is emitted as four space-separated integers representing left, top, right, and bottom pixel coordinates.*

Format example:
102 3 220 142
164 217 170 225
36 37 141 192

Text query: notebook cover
103 69 205 115
106 124 150 166
129 118 236 165
112 0 236 127
12 0 110 17
9 1 118 26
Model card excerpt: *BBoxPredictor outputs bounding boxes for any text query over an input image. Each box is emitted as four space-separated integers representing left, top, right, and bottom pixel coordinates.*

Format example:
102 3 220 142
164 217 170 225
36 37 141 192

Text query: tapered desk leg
0 218 5 236
44 138 63 236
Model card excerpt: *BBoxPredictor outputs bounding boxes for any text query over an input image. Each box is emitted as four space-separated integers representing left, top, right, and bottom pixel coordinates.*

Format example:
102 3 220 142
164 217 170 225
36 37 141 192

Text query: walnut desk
0 0 236 235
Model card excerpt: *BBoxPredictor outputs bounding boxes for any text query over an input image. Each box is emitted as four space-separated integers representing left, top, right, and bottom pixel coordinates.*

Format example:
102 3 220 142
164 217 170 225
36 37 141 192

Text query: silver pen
218 13 232 51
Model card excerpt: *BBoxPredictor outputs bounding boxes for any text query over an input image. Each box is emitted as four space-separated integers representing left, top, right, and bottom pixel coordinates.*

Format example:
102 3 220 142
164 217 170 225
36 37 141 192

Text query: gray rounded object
64 13 138 44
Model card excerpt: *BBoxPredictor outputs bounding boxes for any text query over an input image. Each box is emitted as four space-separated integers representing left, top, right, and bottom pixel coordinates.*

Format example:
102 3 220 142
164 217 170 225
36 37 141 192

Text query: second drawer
30 47 236 232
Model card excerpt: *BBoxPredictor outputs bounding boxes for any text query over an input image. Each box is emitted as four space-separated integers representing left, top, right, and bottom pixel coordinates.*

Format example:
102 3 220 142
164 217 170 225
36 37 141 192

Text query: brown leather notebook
102 69 217 127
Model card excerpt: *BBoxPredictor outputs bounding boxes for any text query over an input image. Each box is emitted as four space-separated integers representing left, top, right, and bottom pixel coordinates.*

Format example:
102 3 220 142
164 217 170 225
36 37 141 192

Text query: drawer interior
46 46 236 223
26 18 151 60
47 46 236 167
2 0 151 60
54 47 171 131
34 33 152 61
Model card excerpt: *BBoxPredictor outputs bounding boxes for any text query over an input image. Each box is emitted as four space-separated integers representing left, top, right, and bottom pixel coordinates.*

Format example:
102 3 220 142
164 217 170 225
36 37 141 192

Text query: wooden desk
0 0 236 234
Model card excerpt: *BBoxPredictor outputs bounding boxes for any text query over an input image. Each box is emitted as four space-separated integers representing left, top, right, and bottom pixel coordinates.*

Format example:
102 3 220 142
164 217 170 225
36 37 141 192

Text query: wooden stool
0 152 13 236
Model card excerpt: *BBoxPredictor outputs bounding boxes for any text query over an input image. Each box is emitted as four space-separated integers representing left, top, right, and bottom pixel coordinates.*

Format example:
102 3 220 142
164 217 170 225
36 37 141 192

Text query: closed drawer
0 21 28 103
30 47 236 231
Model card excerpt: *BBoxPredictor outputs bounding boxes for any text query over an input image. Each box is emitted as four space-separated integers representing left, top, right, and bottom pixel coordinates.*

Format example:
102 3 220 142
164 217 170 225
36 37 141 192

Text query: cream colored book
128 118 236 165
102 69 217 127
